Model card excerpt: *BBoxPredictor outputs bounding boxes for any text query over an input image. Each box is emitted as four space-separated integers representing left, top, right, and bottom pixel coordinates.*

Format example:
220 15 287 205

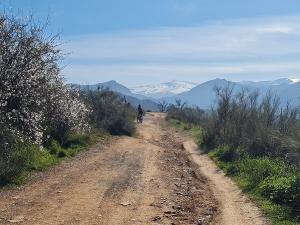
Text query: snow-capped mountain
130 81 198 99
239 78 298 87
164 78 300 109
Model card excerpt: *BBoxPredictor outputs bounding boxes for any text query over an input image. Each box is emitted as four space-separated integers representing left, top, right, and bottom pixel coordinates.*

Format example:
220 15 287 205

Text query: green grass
27 147 59 171
169 119 300 225
250 194 300 225
209 147 300 225
2 131 109 186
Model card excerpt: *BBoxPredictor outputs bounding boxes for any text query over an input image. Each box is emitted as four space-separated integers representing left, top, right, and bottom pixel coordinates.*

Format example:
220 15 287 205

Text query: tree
0 13 90 182
175 99 187 110
158 100 169 112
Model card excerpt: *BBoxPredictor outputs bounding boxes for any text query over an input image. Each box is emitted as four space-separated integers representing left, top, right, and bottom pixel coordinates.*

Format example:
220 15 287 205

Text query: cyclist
137 104 144 123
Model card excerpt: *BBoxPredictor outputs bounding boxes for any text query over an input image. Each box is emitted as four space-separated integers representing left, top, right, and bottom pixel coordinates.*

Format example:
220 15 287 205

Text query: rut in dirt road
0 113 216 225
183 141 270 225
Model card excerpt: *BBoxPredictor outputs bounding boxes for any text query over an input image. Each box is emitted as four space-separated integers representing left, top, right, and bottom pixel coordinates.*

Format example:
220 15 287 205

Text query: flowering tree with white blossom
0 14 89 183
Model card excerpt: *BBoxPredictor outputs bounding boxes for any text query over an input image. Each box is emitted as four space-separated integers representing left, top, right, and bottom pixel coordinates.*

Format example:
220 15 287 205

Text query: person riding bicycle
137 104 144 123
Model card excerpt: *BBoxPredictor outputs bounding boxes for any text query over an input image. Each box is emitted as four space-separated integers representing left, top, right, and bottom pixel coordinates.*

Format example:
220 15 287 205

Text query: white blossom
0 14 90 146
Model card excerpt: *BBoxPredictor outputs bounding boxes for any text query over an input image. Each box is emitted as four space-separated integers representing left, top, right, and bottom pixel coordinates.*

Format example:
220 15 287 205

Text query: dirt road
183 141 270 225
0 113 269 225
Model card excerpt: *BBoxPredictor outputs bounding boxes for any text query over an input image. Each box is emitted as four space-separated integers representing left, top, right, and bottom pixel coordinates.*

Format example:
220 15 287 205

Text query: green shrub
167 104 206 125
259 175 300 207
183 124 190 130
48 139 62 155
211 145 238 162
237 157 285 189
85 90 136 136
57 150 67 158
216 161 238 175
167 87 300 223
26 147 58 171
202 129 218 149
251 194 299 224
64 133 91 148
107 116 136 136
0 143 33 185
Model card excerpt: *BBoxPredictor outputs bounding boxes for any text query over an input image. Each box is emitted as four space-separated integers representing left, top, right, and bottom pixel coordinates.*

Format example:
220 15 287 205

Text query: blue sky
2 0 300 86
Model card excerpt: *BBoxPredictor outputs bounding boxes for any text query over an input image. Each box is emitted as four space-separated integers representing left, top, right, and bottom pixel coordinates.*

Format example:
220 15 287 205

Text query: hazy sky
2 0 300 86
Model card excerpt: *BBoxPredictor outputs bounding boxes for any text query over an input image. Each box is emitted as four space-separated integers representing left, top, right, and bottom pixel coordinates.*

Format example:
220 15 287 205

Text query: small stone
12 196 20 200
8 216 24 223
163 209 177 214
172 205 182 210
152 216 161 221
120 201 131 206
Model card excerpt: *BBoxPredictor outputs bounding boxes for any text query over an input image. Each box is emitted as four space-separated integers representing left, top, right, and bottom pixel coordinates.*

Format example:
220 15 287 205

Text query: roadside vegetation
84 89 136 136
167 86 300 225
0 14 136 186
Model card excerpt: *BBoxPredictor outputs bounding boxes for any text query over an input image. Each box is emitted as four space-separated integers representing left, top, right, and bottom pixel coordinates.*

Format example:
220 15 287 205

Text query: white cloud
63 15 300 85
257 25 293 34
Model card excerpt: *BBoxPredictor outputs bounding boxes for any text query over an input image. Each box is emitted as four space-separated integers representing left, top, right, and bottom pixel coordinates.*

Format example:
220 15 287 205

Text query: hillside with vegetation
167 85 300 224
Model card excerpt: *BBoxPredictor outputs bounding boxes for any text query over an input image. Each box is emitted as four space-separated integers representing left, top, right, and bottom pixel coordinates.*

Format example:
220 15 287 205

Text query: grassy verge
4 132 109 186
169 119 300 225
168 119 203 145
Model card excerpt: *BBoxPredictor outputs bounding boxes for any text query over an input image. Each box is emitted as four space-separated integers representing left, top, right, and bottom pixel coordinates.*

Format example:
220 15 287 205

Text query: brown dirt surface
0 113 217 225
183 138 271 225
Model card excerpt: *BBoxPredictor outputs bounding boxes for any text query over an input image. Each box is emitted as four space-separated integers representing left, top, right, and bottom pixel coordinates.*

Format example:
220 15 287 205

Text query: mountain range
71 78 300 110
130 81 198 99
164 78 300 109
69 80 159 111
70 80 148 100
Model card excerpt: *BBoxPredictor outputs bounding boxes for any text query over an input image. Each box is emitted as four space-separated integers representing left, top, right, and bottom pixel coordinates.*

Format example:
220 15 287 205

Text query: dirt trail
183 140 270 225
0 113 269 225
0 113 215 225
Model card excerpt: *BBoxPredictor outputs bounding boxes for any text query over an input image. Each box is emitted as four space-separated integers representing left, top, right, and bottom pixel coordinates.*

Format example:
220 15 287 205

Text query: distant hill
70 78 300 110
239 78 295 87
163 79 236 108
130 80 198 99
70 80 158 111
121 95 158 112
70 80 148 100
164 78 300 109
